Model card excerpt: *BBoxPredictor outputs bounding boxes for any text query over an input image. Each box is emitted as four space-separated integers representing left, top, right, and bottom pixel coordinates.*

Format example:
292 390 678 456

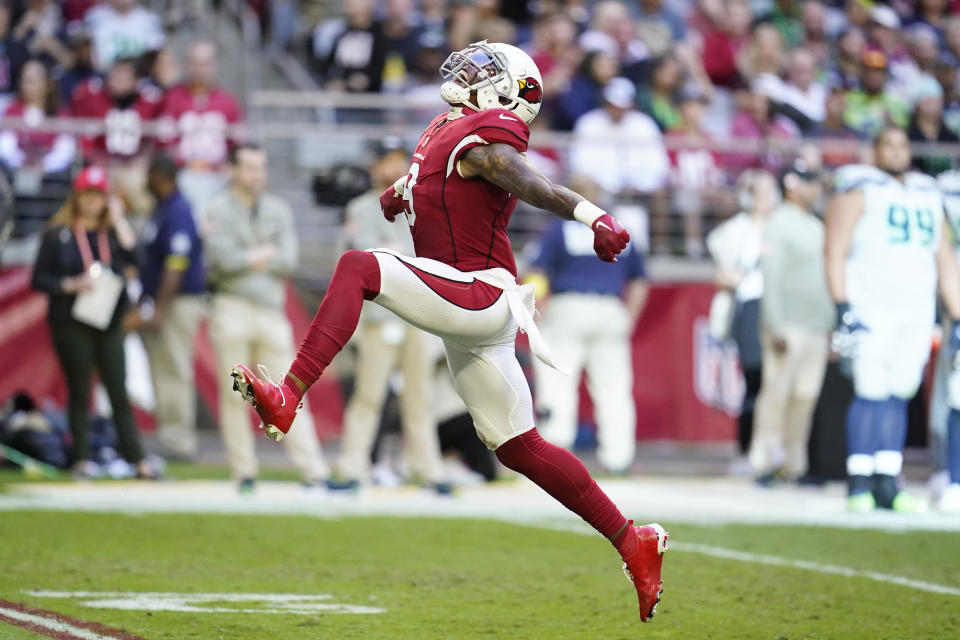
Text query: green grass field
1 510 959 639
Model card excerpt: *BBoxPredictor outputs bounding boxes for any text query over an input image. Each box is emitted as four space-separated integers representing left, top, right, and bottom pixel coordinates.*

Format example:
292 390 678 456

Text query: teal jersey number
887 205 935 246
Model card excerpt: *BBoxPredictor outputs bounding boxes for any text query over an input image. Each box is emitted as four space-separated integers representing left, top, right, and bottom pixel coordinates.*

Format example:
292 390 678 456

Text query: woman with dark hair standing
31 166 156 479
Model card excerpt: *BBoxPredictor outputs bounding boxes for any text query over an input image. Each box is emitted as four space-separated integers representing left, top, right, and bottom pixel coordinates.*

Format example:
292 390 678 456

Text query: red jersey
402 108 529 276
1 102 69 162
665 130 723 190
160 84 243 167
70 78 163 161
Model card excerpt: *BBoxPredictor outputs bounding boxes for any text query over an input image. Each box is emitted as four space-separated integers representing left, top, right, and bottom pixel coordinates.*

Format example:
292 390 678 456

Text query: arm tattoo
460 143 583 220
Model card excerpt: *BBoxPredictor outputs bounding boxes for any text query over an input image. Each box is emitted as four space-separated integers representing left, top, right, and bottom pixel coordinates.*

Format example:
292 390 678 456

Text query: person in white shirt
707 170 781 472
570 77 669 196
86 0 165 71
570 77 669 250
570 78 670 194
754 48 827 125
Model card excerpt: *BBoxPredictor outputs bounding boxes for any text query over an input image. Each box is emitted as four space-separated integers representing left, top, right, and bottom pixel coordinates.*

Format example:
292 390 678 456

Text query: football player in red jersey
232 41 668 621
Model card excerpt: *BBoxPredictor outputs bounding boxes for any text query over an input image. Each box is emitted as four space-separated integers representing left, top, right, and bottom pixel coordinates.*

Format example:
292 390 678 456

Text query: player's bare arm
824 188 864 303
459 142 630 262
936 219 960 319
459 143 583 220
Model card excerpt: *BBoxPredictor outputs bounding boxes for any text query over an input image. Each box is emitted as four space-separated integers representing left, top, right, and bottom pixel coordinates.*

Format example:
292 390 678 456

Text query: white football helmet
439 40 544 124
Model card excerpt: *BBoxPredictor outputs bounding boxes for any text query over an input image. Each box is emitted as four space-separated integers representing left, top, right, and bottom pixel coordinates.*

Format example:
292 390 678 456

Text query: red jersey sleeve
450 108 530 171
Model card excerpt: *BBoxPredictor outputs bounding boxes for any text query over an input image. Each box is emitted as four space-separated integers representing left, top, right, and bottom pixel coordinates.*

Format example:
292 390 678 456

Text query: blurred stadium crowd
0 0 959 512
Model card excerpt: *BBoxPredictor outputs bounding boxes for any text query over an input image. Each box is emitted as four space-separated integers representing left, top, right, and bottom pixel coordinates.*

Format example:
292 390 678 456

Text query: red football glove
592 213 630 262
379 185 405 222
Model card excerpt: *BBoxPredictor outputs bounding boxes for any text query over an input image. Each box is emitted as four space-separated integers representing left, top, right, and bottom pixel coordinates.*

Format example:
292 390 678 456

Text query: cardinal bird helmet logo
517 77 542 104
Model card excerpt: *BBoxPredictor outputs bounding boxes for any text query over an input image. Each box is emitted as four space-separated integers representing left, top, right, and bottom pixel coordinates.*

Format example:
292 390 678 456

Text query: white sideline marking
0 605 120 640
530 520 960 597
25 592 385 615
674 542 960 597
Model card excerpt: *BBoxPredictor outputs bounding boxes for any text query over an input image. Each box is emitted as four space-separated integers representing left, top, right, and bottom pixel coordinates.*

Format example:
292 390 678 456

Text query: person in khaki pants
203 143 328 491
329 142 447 492
750 160 834 483
125 155 206 460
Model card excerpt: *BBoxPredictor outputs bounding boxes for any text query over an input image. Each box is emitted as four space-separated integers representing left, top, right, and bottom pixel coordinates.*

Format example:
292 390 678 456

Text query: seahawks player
825 126 960 512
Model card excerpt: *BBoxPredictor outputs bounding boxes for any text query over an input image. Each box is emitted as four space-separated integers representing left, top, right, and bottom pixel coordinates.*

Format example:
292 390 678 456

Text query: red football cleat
621 522 668 622
231 364 300 442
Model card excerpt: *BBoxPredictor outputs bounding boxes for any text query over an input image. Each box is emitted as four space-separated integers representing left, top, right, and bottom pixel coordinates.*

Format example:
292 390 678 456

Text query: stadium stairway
204 1 343 297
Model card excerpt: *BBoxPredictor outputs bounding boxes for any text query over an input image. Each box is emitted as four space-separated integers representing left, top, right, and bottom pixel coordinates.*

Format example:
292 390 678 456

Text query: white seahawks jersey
836 164 943 315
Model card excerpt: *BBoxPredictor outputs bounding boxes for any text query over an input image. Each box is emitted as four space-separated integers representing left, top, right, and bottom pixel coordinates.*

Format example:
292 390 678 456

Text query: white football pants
533 293 636 473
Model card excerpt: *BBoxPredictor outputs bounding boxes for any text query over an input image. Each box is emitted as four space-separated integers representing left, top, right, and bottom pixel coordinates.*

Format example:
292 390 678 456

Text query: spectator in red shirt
62 0 96 23
727 88 799 172
528 12 579 80
160 40 243 213
527 12 579 103
0 58 75 178
701 0 753 89
71 57 162 215
71 57 162 164
667 86 726 257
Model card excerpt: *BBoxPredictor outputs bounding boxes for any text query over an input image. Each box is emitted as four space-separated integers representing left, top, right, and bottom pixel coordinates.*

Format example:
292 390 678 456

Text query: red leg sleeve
287 250 381 390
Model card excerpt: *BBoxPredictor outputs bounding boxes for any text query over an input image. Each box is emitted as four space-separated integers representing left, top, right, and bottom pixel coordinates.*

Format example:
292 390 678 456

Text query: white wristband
573 200 605 228
392 176 406 197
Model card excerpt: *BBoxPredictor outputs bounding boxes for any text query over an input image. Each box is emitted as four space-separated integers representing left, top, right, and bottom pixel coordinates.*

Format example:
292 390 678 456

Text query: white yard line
529 519 960 597
23 592 385 615
0 605 122 640
675 542 960 597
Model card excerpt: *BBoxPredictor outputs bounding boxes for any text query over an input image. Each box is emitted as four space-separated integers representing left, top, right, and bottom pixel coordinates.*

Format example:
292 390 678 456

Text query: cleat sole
232 367 286 442
231 367 256 405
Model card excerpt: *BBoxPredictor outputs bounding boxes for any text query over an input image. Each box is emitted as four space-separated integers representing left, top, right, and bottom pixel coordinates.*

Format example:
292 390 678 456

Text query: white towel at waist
368 249 567 374
471 267 568 375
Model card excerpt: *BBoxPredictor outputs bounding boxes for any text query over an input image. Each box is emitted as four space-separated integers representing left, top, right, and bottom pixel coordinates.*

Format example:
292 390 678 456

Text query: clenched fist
379 186 405 223
592 213 630 262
